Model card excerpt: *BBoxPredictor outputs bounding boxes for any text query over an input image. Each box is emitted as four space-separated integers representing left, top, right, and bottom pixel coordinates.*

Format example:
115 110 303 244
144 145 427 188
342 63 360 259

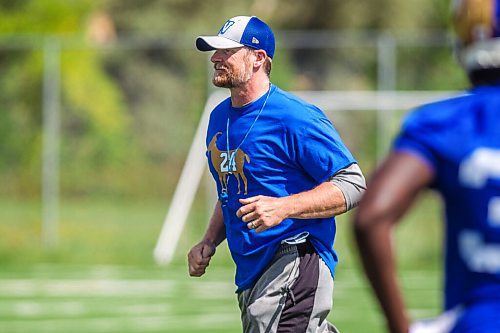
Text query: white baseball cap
196 16 276 58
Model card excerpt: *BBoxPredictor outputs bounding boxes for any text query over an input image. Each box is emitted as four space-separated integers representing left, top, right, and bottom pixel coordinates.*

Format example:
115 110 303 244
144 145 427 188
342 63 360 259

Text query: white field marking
336 269 441 289
0 269 438 298
190 281 236 299
15 301 84 317
0 278 236 299
0 268 440 332
0 263 236 280
334 284 439 300
0 279 175 297
332 307 438 325
0 313 240 333
3 301 170 318
331 306 386 323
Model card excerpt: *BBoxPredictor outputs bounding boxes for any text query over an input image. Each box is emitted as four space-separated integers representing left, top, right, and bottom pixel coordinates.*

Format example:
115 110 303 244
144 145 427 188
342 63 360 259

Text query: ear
253 49 268 68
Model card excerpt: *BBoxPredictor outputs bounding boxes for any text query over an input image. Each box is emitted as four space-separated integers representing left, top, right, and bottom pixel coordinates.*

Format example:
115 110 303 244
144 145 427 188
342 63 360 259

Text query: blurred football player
353 0 500 332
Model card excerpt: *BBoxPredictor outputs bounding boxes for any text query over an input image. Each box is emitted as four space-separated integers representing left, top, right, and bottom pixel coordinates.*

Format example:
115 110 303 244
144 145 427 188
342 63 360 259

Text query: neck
230 77 270 107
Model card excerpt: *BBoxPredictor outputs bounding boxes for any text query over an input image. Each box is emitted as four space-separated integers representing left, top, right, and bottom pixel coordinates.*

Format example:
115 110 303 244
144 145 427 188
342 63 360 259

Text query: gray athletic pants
237 241 340 333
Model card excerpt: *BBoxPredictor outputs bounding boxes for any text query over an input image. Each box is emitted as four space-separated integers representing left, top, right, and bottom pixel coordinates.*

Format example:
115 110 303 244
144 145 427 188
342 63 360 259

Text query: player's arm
286 163 366 218
188 200 226 277
353 151 434 333
237 163 366 232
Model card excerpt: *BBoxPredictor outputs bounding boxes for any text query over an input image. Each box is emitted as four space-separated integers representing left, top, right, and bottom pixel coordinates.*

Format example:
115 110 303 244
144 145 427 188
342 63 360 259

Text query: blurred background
0 0 469 332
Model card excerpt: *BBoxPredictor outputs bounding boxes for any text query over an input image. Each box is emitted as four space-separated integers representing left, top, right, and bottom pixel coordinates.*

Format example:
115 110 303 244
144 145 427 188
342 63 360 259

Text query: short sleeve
292 116 356 184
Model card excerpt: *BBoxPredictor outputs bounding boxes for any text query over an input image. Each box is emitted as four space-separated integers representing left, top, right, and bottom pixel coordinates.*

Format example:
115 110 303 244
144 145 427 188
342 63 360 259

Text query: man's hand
187 241 216 277
237 195 289 233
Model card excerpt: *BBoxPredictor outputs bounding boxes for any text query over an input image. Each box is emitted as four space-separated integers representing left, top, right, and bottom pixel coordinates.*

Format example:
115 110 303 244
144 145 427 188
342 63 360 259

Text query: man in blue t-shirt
187 16 365 333
354 0 500 332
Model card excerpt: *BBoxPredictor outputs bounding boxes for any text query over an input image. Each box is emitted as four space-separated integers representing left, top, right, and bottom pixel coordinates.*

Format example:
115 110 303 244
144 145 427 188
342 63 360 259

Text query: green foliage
0 0 470 201
0 1 138 198
0 50 43 196
398 45 469 90
0 0 93 33
61 49 131 172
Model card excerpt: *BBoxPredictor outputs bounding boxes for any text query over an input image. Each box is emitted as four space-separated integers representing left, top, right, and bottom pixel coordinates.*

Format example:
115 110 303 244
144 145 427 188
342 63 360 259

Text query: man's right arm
187 200 226 277
353 151 434 333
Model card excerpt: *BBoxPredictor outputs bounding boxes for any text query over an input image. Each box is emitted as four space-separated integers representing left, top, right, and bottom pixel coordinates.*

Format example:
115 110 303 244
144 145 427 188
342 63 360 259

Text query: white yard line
0 313 240 332
0 279 236 298
1 301 170 317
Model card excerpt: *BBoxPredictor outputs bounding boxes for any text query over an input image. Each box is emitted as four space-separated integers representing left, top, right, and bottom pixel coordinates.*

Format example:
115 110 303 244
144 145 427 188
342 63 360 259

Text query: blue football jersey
394 84 500 310
206 84 356 291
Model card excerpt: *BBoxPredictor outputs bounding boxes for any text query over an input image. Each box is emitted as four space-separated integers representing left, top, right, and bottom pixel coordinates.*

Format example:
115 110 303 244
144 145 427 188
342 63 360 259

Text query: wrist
281 194 297 219
200 235 216 247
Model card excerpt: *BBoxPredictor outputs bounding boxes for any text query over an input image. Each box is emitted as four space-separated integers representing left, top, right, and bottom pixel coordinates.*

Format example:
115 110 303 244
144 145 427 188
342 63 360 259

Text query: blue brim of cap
196 36 244 51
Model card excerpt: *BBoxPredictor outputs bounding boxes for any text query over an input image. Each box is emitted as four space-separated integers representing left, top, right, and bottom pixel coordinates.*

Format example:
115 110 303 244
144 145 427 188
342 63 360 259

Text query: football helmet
452 0 500 71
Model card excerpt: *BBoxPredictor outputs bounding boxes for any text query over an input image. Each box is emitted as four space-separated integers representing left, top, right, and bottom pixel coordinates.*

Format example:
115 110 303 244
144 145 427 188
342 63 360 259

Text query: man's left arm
237 163 366 232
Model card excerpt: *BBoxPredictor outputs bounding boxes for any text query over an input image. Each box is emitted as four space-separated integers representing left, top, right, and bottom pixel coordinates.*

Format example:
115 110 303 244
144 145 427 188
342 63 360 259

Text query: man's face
210 47 255 88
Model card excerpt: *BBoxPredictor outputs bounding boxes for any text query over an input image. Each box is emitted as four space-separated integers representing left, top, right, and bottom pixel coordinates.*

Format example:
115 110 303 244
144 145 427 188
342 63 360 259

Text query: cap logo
252 37 260 44
219 20 235 35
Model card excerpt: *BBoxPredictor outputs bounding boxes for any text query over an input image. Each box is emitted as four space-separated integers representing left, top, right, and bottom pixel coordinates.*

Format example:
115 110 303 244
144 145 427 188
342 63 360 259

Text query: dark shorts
237 241 340 333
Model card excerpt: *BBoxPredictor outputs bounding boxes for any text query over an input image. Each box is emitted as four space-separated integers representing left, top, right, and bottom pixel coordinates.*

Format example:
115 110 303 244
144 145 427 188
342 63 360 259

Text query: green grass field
0 194 444 333
0 264 441 333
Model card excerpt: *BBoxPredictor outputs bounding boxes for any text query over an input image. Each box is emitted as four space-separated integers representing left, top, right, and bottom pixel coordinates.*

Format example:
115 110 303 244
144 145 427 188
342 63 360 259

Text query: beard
212 61 253 88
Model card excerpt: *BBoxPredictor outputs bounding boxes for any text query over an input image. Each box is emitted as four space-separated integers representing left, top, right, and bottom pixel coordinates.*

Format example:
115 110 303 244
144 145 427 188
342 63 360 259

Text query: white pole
41 37 61 247
154 91 227 265
376 33 396 162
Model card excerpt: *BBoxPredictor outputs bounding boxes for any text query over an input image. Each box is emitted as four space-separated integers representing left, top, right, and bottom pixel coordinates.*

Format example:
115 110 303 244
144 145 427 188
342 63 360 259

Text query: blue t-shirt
205 84 356 291
393 84 500 310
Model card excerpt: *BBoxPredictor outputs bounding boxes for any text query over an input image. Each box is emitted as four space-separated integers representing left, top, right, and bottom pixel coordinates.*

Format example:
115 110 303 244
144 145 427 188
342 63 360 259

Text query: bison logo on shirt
207 132 250 194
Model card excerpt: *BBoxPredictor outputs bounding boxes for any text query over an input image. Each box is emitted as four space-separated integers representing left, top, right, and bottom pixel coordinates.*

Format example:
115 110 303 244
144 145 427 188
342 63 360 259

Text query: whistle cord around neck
224 87 271 189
